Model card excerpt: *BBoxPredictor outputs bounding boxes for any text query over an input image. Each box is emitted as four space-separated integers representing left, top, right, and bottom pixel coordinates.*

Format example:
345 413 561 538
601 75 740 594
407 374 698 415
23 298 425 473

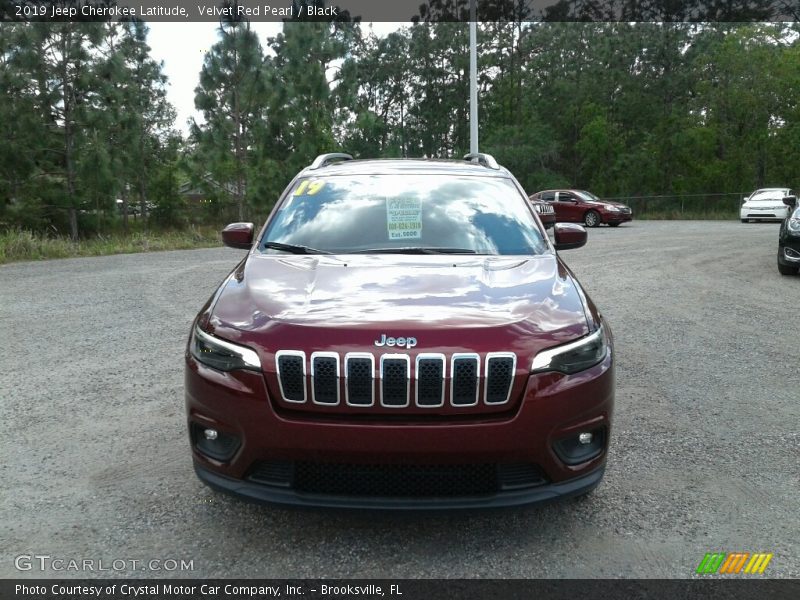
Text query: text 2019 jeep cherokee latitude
185 153 614 509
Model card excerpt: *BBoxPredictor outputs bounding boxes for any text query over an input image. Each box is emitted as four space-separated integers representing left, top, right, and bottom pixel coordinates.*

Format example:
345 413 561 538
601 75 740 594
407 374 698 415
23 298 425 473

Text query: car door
540 191 561 220
555 191 580 222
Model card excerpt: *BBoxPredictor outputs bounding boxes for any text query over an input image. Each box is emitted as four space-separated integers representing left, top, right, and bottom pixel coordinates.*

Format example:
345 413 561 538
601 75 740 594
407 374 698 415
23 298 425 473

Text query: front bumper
741 207 788 221
185 345 613 509
603 212 632 224
194 462 606 510
778 238 800 266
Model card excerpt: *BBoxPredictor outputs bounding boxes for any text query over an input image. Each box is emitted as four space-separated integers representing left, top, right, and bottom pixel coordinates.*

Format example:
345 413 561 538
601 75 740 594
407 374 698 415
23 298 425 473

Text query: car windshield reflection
261 175 548 256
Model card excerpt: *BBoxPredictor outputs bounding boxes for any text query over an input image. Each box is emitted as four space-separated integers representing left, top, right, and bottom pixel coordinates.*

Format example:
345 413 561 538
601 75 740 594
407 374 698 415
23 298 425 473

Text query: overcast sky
147 22 401 135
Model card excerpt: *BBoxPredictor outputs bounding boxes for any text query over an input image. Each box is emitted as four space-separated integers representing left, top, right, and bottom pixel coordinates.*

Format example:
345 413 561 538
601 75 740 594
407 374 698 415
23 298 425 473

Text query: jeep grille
272 351 518 410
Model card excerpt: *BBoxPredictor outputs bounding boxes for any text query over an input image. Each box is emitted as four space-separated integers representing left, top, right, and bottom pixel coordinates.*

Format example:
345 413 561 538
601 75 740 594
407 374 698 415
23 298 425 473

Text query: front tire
608 222 620 227
584 210 601 227
741 219 748 223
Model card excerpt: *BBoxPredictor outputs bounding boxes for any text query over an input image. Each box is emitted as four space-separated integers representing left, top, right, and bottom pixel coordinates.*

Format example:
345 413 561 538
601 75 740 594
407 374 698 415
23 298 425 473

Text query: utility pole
469 0 478 154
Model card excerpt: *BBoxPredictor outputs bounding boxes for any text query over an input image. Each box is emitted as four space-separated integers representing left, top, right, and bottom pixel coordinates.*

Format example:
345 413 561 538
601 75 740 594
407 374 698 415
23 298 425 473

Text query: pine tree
97 20 175 229
0 24 49 226
193 19 266 221
270 19 345 172
19 21 105 239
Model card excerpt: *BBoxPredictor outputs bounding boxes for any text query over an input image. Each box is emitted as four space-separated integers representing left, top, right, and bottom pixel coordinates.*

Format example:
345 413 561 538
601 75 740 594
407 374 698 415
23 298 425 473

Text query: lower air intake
246 461 547 497
294 462 498 497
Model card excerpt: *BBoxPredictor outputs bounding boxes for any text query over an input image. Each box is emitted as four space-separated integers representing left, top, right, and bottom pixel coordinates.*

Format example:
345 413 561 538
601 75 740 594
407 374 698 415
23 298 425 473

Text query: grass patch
0 227 221 265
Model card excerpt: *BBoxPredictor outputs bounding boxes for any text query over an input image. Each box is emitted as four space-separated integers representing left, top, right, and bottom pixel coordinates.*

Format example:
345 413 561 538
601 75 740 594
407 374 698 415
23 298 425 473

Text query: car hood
585 199 626 208
206 253 590 344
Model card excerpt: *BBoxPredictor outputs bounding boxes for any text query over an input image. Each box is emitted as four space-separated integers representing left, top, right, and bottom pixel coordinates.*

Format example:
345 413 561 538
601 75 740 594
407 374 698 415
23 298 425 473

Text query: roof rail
308 153 354 170
463 152 500 170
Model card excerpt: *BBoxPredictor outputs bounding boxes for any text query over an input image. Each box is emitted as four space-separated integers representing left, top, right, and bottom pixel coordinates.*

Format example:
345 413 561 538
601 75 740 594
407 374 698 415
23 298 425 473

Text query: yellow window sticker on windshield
293 180 325 196
386 197 422 240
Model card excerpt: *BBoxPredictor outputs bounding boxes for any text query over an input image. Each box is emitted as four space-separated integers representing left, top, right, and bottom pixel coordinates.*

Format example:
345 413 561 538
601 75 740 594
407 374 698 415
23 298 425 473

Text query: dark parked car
529 196 556 229
777 195 800 275
530 189 633 227
185 153 614 509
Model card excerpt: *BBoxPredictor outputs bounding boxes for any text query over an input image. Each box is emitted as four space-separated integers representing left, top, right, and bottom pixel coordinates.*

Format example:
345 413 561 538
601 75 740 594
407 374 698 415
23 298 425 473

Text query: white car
740 188 794 223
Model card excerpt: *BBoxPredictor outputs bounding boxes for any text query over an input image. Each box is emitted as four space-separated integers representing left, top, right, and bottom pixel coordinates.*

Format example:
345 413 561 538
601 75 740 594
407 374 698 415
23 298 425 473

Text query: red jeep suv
185 153 614 509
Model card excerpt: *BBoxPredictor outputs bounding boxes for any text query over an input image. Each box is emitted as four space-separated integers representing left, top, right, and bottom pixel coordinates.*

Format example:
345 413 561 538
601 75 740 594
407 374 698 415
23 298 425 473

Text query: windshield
750 191 787 202
576 190 600 202
261 174 548 255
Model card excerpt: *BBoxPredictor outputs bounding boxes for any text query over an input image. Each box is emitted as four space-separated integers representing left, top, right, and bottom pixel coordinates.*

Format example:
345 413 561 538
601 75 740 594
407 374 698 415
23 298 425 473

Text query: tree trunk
138 176 147 231
122 186 129 233
138 133 148 229
68 207 78 241
63 32 79 241
400 97 405 157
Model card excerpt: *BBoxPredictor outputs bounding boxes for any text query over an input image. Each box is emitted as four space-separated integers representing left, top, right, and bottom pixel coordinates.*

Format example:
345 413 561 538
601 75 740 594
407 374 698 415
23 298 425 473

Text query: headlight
788 218 800 233
605 205 620 212
531 326 608 375
190 326 261 372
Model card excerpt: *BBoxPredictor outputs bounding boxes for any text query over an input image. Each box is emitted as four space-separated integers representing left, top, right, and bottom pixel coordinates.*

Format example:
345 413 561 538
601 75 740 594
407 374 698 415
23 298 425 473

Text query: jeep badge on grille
374 334 417 349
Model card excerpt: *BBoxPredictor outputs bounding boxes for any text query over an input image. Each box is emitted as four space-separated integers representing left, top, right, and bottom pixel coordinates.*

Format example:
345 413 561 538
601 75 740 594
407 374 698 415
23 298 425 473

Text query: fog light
191 423 240 461
553 427 606 465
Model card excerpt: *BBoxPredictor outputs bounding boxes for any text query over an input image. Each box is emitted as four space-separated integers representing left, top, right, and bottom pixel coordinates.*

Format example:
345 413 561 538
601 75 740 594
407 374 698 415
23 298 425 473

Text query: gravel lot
1 220 798 579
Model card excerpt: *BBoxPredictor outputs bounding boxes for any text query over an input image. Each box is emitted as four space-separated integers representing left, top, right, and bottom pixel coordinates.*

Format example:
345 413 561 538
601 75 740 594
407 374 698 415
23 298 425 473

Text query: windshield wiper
351 247 479 254
263 241 330 255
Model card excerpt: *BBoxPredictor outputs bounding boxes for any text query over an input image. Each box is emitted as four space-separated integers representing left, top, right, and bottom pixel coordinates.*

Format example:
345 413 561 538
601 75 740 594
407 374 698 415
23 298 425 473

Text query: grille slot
311 353 339 405
485 354 516 405
381 355 410 407
451 354 479 406
294 462 498 497
345 354 374 406
276 351 306 403
415 354 445 407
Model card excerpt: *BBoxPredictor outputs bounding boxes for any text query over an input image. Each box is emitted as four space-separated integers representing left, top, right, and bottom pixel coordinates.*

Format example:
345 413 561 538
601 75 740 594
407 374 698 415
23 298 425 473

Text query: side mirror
222 222 254 249
553 223 587 251
782 196 797 208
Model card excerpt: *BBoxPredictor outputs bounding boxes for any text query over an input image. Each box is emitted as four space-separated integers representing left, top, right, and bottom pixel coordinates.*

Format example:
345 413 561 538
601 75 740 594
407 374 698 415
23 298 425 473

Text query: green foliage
192 21 268 220
270 20 343 171
1 17 176 238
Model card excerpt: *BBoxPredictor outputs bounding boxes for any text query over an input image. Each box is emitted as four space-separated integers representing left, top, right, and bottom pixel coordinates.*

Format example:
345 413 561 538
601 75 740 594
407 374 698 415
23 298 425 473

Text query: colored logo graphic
696 552 773 575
